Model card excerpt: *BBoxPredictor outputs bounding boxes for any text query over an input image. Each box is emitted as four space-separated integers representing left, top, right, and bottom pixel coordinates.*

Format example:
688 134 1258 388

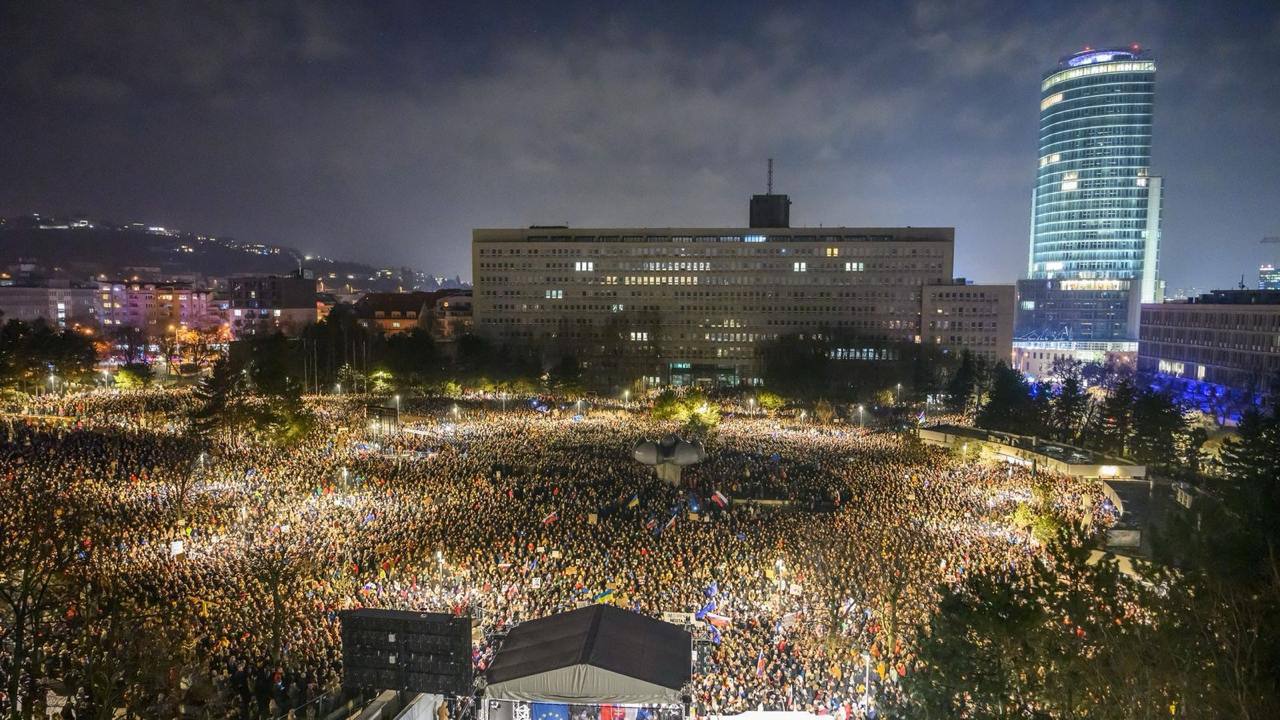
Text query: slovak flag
645 517 658 531
756 650 766 677
662 513 678 533
711 491 729 508
541 511 559 525
705 612 732 629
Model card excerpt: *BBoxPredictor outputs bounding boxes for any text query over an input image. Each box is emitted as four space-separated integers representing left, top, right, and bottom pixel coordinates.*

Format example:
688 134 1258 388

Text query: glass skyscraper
1016 46 1163 343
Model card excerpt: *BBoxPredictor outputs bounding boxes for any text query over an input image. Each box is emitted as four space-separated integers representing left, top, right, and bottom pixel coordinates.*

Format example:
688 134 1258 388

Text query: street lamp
394 394 401 424
896 382 902 405
858 404 865 428
623 389 630 406
452 404 459 420
335 382 342 395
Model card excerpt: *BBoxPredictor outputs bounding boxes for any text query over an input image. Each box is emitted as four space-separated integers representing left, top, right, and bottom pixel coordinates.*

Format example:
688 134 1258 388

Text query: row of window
479 243 943 256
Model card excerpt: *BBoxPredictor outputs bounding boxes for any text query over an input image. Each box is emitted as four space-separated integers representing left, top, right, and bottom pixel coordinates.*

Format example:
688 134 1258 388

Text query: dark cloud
2 0 1277 289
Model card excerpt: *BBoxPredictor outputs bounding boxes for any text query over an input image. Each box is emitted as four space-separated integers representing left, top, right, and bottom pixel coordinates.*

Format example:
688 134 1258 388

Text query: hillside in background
0 214 467 291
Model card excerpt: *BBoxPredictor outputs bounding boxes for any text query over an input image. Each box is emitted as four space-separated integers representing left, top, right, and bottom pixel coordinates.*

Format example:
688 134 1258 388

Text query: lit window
793 262 807 272
630 331 648 341
1040 93 1064 111
575 261 594 271
825 247 839 257
545 289 564 299
844 262 864 272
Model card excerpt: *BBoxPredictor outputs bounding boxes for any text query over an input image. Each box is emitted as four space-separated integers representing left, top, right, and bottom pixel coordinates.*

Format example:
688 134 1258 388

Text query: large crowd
0 391 1111 718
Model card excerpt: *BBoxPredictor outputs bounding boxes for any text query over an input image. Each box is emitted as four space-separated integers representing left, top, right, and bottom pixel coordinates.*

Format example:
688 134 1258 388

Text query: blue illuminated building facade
1139 290 1280 417
1016 46 1163 344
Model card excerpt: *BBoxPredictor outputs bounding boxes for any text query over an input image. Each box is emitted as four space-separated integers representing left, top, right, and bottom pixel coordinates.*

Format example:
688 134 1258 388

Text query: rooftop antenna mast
767 158 774 194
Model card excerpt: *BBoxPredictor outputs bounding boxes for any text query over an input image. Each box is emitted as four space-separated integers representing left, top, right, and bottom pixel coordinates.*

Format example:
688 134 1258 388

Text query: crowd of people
0 390 1111 718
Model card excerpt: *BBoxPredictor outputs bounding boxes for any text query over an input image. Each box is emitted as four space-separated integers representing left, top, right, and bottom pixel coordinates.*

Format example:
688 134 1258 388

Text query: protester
0 392 1110 718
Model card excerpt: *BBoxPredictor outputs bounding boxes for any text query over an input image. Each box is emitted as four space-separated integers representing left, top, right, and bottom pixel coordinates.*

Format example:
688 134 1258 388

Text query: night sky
3 1 1278 289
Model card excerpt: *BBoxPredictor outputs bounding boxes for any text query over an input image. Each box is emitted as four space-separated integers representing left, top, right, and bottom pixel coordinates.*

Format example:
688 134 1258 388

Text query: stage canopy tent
484 604 692 705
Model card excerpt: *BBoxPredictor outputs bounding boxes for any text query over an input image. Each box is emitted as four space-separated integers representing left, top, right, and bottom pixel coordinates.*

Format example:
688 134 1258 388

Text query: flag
708 624 723 645
711 491 729 508
695 599 717 620
916 409 926 424
533 703 569 720
661 513 678 533
705 580 718 597
592 588 616 602
542 511 559 525
644 517 658 531
705 612 732 629
627 494 640 509
756 650 766 677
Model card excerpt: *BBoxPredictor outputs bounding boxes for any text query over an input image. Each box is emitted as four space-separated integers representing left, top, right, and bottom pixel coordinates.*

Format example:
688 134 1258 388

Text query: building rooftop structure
1173 289 1280 305
475 226 954 242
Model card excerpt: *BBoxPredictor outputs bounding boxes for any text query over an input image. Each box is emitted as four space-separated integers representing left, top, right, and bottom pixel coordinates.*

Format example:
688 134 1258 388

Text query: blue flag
533 704 569 720
695 599 717 620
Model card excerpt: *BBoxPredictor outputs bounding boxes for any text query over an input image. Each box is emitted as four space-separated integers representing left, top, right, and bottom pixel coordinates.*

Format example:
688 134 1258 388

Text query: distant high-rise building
1260 264 1280 290
1016 46 1162 346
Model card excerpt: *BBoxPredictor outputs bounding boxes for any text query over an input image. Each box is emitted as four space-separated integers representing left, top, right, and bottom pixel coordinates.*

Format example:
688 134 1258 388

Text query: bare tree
0 474 88 718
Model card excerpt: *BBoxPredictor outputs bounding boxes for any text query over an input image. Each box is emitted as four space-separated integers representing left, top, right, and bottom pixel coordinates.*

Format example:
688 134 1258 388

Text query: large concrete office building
1015 46 1163 372
1138 290 1280 404
472 194 1013 387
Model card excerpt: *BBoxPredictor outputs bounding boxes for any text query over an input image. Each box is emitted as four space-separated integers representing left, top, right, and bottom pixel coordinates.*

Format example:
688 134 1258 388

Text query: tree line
897 397 1280 718
947 352 1208 477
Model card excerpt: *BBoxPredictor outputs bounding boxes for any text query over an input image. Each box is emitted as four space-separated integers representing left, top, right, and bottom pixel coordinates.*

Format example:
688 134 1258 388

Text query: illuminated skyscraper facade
1260 264 1280 291
1017 46 1163 343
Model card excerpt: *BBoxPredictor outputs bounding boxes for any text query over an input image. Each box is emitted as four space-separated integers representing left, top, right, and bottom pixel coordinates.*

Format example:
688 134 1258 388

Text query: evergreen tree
1214 400 1280 580
1051 360 1089 443
1130 390 1189 469
1092 379 1137 457
944 350 978 415
976 362 1041 434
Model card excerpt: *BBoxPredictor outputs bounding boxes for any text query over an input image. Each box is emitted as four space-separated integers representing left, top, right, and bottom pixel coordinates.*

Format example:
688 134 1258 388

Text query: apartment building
0 281 99 329
96 280 218 335
226 273 318 338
